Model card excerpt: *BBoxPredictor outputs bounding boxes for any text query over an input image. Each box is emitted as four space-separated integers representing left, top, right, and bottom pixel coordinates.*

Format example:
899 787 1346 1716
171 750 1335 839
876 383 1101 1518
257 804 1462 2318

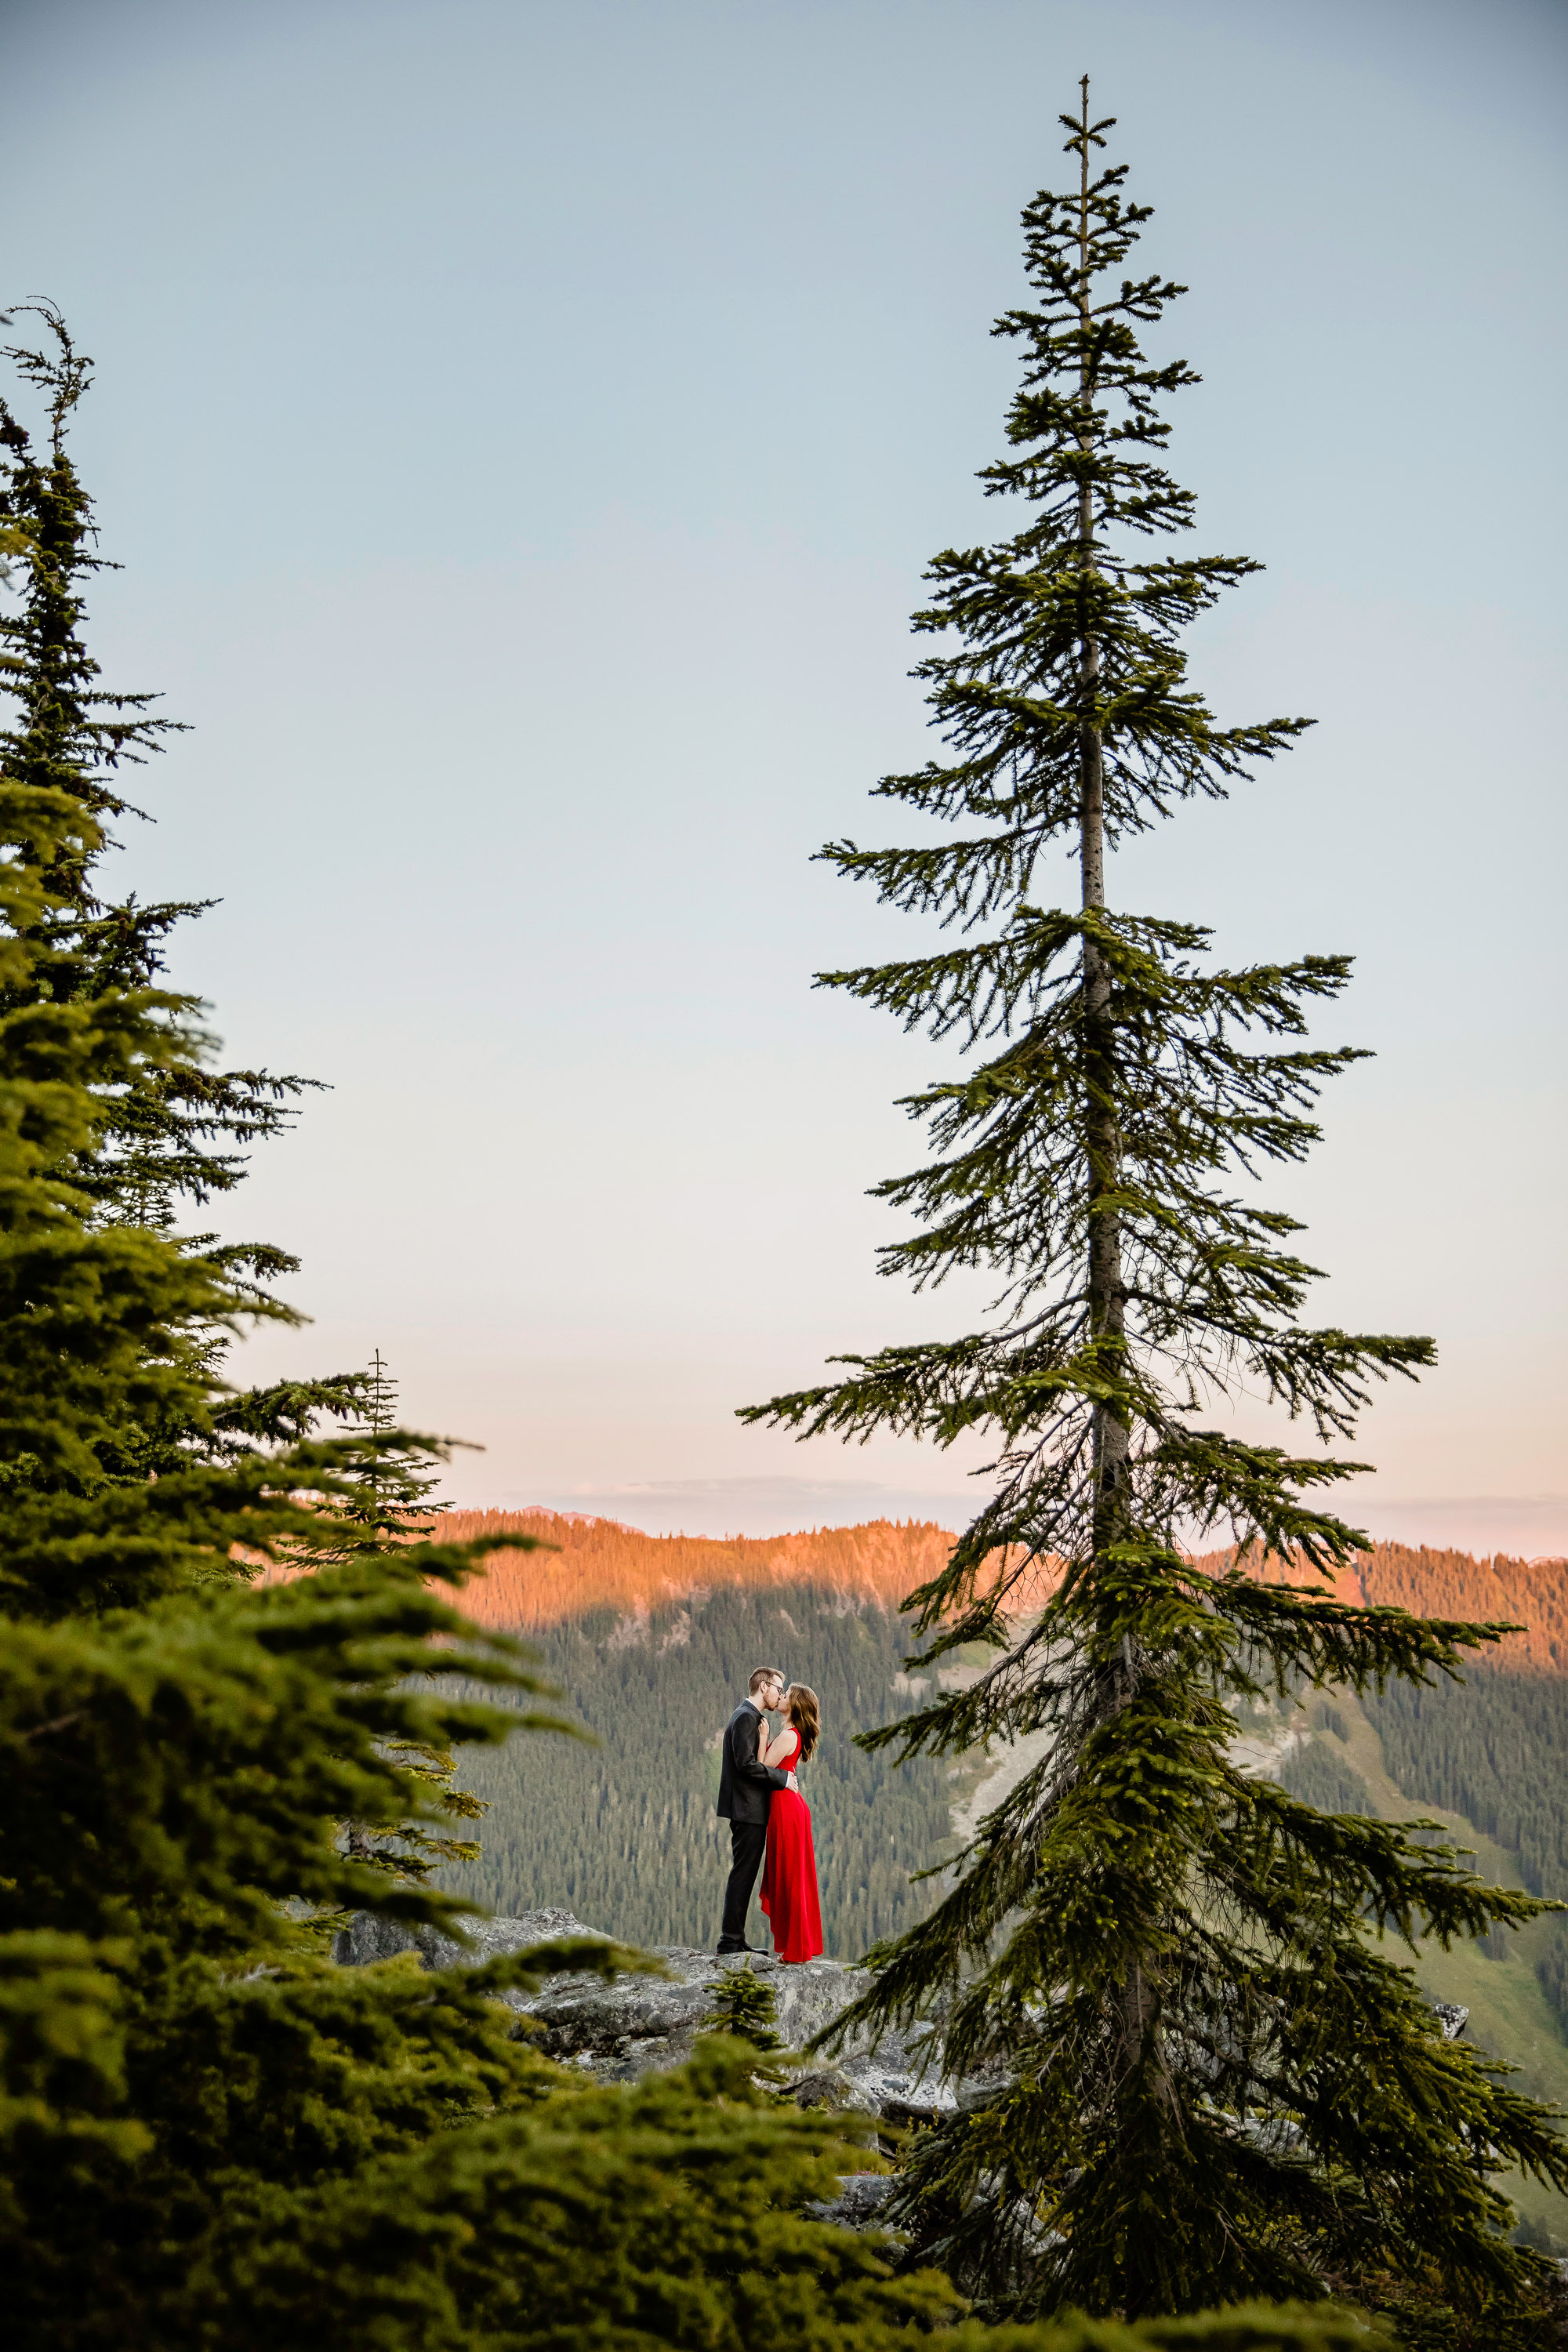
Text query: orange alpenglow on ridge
445 1519 1568 1664
1195 1540 1568 1675
430 1511 960 1633
256 1508 1568 1669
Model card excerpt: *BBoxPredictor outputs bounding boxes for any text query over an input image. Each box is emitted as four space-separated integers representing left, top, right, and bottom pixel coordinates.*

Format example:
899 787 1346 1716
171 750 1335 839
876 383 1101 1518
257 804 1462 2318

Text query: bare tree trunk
1073 87 1154 2295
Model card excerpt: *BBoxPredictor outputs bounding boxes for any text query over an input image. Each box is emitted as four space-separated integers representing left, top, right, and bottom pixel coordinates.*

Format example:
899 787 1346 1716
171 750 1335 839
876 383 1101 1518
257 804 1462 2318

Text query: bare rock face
808 2172 898 2232
332 1909 982 2120
526 1944 880 2082
332 1907 592 1973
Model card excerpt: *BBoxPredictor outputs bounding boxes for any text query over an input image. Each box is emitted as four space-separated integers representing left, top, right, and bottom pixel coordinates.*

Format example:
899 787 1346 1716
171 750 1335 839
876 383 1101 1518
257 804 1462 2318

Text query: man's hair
748 1666 786 1697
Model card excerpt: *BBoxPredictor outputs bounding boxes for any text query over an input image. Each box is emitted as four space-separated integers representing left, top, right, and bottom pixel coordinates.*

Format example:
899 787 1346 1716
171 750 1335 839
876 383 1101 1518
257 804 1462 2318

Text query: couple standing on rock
716 1667 824 1963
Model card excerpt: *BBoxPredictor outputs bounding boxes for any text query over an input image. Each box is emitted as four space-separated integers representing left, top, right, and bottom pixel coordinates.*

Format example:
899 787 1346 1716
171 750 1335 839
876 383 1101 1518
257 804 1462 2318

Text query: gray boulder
808 2172 899 2234
332 1905 594 1973
527 1948 975 2117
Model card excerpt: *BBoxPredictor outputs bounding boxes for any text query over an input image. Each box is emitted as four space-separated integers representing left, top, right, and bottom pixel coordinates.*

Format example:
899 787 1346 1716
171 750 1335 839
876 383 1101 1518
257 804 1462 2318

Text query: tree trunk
1073 88 1149 2306
1074 76 1129 1574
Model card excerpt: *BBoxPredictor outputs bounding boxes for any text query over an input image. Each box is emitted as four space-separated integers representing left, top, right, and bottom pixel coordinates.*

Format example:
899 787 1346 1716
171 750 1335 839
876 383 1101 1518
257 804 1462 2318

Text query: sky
2 0 1565 1549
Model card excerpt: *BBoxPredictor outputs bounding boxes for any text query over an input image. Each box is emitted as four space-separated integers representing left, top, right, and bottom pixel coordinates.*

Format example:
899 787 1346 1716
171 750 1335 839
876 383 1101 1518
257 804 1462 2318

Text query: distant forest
1365 1675 1568 2033
1272 1546 1568 2035
1370 1674 1568 1903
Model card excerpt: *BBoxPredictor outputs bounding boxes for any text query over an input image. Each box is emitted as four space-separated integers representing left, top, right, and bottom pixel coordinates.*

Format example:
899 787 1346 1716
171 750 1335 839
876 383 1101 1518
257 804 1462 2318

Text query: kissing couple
715 1668 824 1963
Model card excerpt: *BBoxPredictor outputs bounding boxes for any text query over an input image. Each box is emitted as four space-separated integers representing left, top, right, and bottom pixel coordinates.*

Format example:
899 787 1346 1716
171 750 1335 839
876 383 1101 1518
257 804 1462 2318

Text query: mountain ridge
443 1510 1568 1673
434 1510 956 1631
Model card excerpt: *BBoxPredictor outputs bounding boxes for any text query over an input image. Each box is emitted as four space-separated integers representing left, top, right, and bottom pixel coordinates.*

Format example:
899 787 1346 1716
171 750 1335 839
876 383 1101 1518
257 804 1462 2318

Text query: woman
758 1682 824 1963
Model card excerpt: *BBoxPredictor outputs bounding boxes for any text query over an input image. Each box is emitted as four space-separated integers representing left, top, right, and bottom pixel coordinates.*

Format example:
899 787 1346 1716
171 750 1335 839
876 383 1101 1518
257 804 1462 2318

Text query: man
715 1665 797 1954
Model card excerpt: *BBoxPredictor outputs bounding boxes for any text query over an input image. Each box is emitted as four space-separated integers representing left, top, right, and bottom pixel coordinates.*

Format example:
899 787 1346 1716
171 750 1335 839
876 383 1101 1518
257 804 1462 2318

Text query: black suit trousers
719 1818 768 1947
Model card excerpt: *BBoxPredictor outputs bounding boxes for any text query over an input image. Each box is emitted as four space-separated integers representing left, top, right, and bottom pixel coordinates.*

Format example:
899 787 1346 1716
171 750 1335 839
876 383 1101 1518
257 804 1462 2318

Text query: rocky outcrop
332 1905 591 1974
332 1907 1004 2122
334 1907 1471 2128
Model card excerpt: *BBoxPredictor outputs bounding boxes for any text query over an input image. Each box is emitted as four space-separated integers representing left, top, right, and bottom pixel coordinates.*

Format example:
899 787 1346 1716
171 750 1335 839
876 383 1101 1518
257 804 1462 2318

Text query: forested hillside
1270 1667 1568 2252
1370 1675 1568 1903
1198 1541 1568 1674
435 1507 1568 2249
1191 1539 1568 2043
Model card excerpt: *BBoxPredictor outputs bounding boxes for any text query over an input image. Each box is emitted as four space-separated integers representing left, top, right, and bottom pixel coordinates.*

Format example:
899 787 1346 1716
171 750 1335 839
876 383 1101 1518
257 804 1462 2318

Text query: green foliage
172 2037 966 2351
741 85 1566 2325
1338 2269 1568 2352
954 2316 1394 2352
292 1348 503 1889
448 1582 960 1954
2 1560 556 1954
704 1956 783 2049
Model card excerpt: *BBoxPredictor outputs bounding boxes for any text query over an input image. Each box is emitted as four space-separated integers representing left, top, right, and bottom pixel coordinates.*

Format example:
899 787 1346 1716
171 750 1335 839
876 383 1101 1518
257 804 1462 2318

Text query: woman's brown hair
785 1682 819 1765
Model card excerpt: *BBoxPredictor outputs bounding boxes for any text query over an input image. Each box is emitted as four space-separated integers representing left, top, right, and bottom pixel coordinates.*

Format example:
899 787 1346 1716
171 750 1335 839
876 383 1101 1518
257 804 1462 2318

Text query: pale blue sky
4 0 1565 1547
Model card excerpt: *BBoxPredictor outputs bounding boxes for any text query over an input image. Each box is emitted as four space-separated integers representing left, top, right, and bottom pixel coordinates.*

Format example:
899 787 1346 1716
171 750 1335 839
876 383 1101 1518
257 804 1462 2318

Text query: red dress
759 1729 823 1963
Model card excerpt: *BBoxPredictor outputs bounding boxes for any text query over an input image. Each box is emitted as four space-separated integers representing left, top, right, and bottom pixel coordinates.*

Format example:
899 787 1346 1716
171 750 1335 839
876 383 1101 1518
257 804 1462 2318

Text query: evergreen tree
704 1955 785 2051
743 85 1567 2332
0 303 376 1519
0 304 310 1238
300 1348 494 1888
0 655 586 2332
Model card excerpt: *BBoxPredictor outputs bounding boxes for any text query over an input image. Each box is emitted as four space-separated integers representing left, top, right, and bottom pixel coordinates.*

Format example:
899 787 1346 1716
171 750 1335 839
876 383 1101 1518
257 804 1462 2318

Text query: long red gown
759 1728 823 1963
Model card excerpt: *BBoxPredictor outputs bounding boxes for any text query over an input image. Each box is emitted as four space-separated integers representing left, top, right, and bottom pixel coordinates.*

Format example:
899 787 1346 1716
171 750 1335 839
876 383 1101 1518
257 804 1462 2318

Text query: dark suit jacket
715 1698 788 1825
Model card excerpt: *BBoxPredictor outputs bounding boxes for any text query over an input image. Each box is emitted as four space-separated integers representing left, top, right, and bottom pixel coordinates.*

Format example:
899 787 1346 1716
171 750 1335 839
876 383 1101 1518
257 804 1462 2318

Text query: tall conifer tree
0 306 310 1240
0 307 388 1516
744 85 1566 2329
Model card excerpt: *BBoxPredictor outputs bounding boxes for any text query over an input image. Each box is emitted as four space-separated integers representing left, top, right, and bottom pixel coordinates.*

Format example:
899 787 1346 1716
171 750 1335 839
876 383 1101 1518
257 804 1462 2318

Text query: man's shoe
715 1939 752 1955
